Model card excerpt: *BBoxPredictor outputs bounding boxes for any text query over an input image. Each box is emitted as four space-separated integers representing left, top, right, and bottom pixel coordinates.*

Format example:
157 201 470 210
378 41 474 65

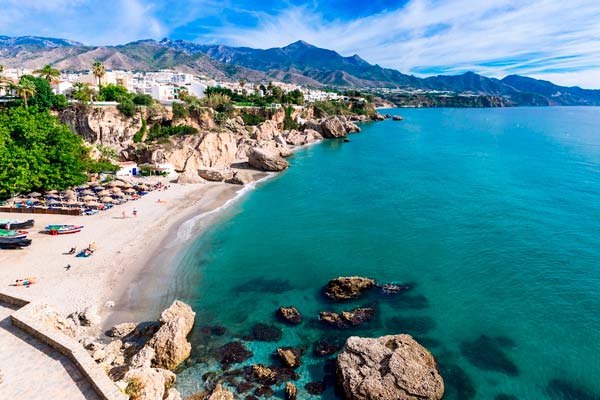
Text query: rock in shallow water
305 381 326 395
276 306 302 325
459 335 519 377
319 307 375 329
148 301 196 370
276 347 302 368
218 342 254 367
251 323 282 342
323 276 375 301
337 334 444 400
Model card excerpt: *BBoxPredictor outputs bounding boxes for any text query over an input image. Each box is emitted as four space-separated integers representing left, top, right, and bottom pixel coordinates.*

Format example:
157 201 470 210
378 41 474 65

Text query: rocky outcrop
225 170 253 185
336 335 444 400
321 116 348 138
208 384 234 400
177 170 205 184
147 301 195 370
277 306 302 325
198 168 233 182
69 305 101 327
319 307 375 329
285 382 297 400
393 116 404 121
248 147 290 171
255 120 279 141
277 347 302 368
124 367 176 400
29 303 83 339
283 129 322 146
109 322 137 338
323 276 375 301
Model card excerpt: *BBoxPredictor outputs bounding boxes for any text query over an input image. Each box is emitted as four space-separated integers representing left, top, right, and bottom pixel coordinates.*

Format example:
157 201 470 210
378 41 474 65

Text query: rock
393 116 404 121
343 138 350 142
321 116 348 138
109 322 137 338
377 282 413 295
70 305 101 327
285 382 297 400
165 388 183 400
94 339 123 365
276 306 302 325
225 170 253 185
371 113 386 121
276 347 302 368
251 364 275 383
177 170 205 184
323 276 375 301
319 307 375 329
148 301 195 370
80 336 101 351
105 301 115 308
129 345 156 369
199 325 228 336
336 335 444 400
209 384 234 400
219 342 254 367
124 367 176 400
254 385 275 398
313 339 342 357
251 323 282 342
199 168 234 182
305 382 326 395
248 147 289 172
255 120 279 141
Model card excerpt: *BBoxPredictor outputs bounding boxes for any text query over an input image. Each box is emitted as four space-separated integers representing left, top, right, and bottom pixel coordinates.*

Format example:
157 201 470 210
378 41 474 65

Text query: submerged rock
459 335 518 376
251 323 282 342
208 383 234 400
336 334 444 400
276 306 302 325
219 342 254 367
276 347 302 369
285 382 297 400
305 382 326 395
323 276 375 301
319 307 375 329
313 339 342 357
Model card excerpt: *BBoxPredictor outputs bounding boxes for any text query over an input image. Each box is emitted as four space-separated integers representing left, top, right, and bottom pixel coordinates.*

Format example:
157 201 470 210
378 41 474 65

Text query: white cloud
201 0 600 88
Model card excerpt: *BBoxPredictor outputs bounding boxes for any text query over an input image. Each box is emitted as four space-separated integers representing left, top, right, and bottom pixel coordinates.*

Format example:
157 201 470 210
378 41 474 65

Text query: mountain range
1 35 599 106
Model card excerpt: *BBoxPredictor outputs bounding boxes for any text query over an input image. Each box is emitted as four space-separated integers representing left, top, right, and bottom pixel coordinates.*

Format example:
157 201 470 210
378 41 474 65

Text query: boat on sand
0 219 34 230
44 224 84 235
0 229 32 248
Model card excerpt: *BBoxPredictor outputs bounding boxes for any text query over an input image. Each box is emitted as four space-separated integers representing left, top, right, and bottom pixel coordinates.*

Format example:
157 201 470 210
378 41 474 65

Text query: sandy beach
0 174 267 328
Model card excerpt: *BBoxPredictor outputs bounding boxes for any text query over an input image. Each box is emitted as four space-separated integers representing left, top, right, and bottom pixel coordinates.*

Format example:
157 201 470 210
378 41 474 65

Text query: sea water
163 107 600 399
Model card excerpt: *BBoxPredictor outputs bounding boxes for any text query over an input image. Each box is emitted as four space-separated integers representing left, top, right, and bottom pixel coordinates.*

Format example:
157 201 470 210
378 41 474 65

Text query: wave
175 173 276 243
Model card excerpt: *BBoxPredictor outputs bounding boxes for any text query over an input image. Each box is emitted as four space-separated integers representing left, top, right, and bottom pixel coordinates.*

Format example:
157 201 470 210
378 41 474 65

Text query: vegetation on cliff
0 106 116 198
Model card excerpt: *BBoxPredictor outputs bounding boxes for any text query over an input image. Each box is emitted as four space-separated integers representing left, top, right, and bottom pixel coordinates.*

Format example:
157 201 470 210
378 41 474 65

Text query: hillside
1 36 599 106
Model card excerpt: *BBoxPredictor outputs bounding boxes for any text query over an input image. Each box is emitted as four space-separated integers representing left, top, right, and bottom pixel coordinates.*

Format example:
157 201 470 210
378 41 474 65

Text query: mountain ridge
1 35 599 106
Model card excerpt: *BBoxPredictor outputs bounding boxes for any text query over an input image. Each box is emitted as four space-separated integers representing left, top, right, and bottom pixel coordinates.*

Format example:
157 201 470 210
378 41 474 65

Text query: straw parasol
81 189 95 196
46 190 59 195
136 184 148 191
107 181 123 188
65 199 79 205
110 187 123 194
81 195 96 202
97 190 110 196
76 184 89 190
27 192 42 198
93 185 105 191
100 196 114 203
85 201 100 207
62 189 76 196
47 199 61 205
118 181 132 188
124 188 136 194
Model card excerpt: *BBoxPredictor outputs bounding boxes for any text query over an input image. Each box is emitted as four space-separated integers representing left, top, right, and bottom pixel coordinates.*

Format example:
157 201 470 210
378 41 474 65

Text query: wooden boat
0 219 34 230
44 224 84 235
0 229 31 248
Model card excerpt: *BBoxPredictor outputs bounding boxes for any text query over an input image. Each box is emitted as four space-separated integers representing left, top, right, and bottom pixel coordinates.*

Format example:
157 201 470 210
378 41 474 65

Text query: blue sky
1 0 599 88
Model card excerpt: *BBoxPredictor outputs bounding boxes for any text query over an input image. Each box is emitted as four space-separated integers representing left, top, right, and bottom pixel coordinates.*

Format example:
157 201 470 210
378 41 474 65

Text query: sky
1 0 599 88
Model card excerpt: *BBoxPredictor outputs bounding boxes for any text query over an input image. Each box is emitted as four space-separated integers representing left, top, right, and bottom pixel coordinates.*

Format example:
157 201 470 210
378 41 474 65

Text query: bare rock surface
208 383 234 400
124 367 176 400
109 322 137 338
319 307 375 329
198 168 233 182
336 335 444 400
277 306 302 325
177 170 205 184
248 147 290 171
324 276 375 301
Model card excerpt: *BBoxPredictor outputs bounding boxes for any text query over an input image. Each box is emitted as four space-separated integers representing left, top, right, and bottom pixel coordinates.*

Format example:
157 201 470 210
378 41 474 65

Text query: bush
133 119 146 143
99 84 131 102
242 113 265 126
145 124 197 142
132 93 154 106
52 94 68 110
283 106 299 130
172 102 189 119
117 99 136 117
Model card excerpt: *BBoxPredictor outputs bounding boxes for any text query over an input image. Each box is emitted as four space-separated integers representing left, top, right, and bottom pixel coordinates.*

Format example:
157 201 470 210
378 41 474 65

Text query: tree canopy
0 106 103 198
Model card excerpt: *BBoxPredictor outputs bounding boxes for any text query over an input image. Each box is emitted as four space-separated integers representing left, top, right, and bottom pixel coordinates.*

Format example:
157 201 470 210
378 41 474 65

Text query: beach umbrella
97 190 110 196
118 181 132 188
81 195 96 201
76 184 89 190
46 190 59 195
81 189 95 196
110 187 123 194
27 192 42 198
124 188 136 194
93 185 105 191
100 196 114 203
62 190 76 196
85 201 100 207
65 199 79 205
107 181 123 187
136 184 148 190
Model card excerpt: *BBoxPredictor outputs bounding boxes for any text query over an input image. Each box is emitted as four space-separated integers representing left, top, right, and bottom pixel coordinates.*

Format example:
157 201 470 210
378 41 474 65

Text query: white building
115 162 138 177
150 84 176 101
51 81 73 95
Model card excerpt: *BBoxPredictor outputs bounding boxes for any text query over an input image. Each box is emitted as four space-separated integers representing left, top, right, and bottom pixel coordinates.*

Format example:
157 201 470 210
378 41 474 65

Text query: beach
0 174 266 328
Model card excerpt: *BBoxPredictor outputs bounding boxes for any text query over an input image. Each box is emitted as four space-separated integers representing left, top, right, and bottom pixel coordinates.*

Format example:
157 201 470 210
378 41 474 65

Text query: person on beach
88 242 96 253
15 277 37 287
122 211 126 219
133 208 138 217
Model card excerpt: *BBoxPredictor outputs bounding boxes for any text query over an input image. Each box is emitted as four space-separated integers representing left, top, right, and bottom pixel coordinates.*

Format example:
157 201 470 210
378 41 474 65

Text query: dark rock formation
305 382 326 395
319 307 375 329
276 307 302 325
392 115 404 121
218 342 254 367
276 347 302 368
251 323 282 342
285 382 297 400
313 338 342 357
323 276 375 301
459 335 519 376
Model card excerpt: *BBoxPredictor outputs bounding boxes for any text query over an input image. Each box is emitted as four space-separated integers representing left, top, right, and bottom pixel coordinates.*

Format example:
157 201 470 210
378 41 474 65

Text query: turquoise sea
164 107 600 399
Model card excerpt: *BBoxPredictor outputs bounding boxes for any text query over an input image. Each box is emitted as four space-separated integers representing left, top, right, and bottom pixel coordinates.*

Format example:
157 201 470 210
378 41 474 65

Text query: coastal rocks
195 132 238 169
313 339 342 357
251 323 282 342
198 168 234 182
129 346 156 370
276 347 302 368
276 306 302 325
255 120 279 141
219 342 254 367
251 364 276 383
336 335 444 400
320 116 348 138
148 300 195 370
108 322 137 338
29 303 82 339
225 170 253 185
283 129 322 146
208 384 234 400
323 276 375 301
248 147 290 172
177 170 205 184
305 382 326 395
285 382 297 400
319 307 375 329
93 339 123 364
392 115 404 121
69 305 101 327
124 367 176 400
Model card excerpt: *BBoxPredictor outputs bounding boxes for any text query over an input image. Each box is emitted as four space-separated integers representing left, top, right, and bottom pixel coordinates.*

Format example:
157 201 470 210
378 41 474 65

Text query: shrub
132 93 154 106
172 102 189 119
99 84 131 102
242 113 264 126
117 99 136 117
145 124 197 142
133 119 146 143
283 106 299 130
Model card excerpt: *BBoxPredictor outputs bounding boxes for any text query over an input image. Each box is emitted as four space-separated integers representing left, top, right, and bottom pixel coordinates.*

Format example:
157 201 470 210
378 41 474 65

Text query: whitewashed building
115 161 138 177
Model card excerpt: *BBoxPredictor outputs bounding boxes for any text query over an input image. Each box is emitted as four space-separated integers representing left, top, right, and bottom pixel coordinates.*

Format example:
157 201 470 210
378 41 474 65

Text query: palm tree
92 61 105 86
15 78 36 108
33 64 61 82
239 79 246 89
71 82 95 103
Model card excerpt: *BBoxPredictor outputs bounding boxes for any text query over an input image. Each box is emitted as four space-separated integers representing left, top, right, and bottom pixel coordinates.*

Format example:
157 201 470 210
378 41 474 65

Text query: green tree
14 77 37 108
172 102 189 119
33 64 60 82
0 106 93 198
92 61 105 86
98 83 130 102
117 99 136 117
71 82 95 103
132 93 154 106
